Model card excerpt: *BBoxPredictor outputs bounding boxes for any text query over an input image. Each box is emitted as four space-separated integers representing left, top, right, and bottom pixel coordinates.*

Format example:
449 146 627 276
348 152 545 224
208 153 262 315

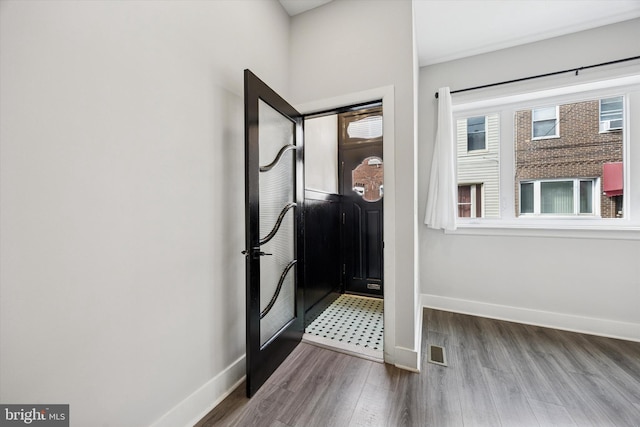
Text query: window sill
531 135 560 141
448 219 640 240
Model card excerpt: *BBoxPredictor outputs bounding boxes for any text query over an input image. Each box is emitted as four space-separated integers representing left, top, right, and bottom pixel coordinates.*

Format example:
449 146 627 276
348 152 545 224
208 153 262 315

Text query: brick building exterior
514 99 623 218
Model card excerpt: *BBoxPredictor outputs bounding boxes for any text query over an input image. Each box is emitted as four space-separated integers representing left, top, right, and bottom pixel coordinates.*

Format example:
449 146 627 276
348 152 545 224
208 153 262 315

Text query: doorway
338 106 384 298
302 104 384 360
244 71 397 396
295 86 396 366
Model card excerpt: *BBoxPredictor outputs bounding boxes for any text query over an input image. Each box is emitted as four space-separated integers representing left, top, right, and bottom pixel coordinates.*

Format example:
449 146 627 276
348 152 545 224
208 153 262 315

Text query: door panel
303 190 341 326
244 70 304 397
366 210 382 279
340 143 383 297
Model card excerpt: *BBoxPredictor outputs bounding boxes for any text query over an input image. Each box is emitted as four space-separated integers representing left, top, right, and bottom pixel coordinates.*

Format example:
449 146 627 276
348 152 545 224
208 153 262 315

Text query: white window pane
467 116 485 128
580 180 593 214
468 132 485 150
533 107 556 121
520 182 534 214
600 96 624 130
601 97 623 112
541 181 573 214
467 116 486 150
347 115 382 139
533 119 557 138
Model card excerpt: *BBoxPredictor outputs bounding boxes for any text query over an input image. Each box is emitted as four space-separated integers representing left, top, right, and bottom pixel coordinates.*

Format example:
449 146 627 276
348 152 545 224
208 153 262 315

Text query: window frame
531 105 559 140
449 74 640 239
518 178 599 217
599 96 623 133
466 116 487 152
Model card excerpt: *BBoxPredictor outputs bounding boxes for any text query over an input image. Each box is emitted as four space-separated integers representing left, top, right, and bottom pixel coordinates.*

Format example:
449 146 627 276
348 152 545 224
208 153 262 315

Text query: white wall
419 19 640 341
0 1 290 426
290 0 420 366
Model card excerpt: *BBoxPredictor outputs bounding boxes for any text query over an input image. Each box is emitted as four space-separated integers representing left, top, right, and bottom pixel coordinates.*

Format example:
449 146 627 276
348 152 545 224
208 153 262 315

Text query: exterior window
519 179 597 216
456 114 499 218
541 181 574 214
599 96 623 132
458 184 482 218
516 98 623 219
532 106 559 139
452 81 638 231
467 116 486 151
520 182 534 214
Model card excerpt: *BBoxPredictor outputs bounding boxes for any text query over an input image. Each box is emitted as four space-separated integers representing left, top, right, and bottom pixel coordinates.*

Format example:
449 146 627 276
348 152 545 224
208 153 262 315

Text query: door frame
296 86 397 364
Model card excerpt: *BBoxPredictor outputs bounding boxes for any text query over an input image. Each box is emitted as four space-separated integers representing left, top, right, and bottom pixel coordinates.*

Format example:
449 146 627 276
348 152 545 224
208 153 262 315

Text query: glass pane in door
258 99 296 346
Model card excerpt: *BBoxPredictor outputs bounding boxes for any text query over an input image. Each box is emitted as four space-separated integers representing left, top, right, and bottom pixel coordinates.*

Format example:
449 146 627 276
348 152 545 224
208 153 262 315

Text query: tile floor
303 294 383 362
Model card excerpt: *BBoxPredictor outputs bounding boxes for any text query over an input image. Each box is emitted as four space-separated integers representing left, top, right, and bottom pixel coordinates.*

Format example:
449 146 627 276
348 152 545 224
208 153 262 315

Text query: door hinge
343 264 346 274
342 212 345 224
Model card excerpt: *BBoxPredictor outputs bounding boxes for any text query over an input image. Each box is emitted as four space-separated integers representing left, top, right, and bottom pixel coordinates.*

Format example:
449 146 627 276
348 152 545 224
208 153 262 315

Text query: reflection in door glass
352 156 383 202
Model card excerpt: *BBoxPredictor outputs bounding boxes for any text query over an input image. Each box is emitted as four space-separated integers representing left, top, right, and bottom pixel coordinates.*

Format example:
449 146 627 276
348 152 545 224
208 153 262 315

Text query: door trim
295 85 397 364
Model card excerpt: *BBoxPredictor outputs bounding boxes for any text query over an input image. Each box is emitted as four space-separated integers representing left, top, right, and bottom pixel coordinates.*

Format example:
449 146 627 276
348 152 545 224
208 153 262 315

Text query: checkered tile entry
304 294 383 357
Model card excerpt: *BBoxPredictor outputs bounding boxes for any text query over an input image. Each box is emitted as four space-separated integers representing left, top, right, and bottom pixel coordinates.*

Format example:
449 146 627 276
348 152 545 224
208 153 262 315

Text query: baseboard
149 355 246 427
394 346 420 372
422 294 640 342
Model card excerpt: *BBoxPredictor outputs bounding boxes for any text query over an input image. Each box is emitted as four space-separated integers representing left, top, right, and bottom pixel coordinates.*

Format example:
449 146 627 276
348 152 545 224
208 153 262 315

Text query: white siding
457 114 500 218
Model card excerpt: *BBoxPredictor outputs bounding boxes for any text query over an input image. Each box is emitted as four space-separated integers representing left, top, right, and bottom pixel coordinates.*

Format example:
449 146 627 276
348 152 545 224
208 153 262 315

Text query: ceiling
279 0 640 67
279 0 333 16
414 0 640 66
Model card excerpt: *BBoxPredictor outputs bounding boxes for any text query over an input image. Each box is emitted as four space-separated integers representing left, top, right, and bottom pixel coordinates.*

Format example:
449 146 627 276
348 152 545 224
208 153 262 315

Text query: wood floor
196 309 640 426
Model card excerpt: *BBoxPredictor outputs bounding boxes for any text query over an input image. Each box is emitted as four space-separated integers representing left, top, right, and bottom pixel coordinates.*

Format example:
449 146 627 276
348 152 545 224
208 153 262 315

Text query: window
519 179 598 216
516 98 623 219
600 96 623 132
450 74 640 233
340 106 383 144
467 116 486 151
532 106 559 139
456 113 499 218
458 184 482 218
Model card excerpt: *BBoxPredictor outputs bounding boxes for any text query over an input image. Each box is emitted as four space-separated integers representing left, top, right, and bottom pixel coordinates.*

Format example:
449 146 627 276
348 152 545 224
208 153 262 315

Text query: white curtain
424 87 457 230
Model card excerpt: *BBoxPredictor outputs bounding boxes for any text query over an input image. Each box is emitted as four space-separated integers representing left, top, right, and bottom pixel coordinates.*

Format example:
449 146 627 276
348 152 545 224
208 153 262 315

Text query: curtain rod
434 55 640 99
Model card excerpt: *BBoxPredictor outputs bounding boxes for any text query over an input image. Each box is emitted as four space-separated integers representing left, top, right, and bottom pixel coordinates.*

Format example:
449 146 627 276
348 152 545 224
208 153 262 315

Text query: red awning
603 162 623 197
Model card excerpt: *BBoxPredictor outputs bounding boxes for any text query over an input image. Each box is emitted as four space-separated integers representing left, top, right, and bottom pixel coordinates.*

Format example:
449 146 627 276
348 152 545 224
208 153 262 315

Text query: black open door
243 70 304 397
338 107 384 297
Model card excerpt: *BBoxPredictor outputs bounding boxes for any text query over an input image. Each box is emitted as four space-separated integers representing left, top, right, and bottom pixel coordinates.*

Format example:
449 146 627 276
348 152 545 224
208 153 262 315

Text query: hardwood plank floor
196 309 640 427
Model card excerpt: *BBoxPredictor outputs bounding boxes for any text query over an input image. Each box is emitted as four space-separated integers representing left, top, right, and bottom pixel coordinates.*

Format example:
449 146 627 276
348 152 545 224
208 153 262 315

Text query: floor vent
428 345 448 367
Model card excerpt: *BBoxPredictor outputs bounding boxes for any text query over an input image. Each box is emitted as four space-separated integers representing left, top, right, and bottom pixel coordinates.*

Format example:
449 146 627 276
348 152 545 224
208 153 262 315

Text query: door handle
242 247 273 259
253 251 272 258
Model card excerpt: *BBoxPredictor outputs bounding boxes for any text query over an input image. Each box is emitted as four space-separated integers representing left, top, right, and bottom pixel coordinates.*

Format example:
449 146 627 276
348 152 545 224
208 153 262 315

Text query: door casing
295 86 397 364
